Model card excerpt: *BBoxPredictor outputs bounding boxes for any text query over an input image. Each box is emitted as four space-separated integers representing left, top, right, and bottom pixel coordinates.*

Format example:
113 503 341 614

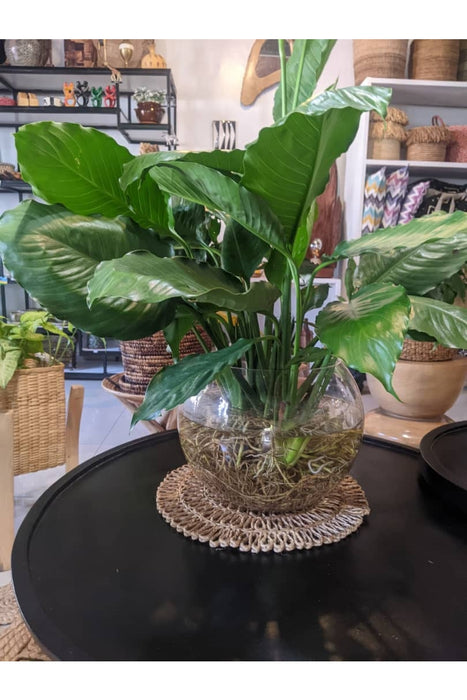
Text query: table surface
11 430 467 661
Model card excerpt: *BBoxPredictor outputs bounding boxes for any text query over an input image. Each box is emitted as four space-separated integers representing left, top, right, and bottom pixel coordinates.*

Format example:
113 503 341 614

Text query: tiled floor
1 377 466 585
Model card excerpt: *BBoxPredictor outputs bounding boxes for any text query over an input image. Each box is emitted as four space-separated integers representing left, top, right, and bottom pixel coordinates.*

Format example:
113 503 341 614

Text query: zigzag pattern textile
381 166 409 228
362 167 387 234
398 180 431 224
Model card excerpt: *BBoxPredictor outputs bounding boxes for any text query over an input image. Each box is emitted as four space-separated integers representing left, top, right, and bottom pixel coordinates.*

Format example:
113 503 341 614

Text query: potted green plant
0 40 466 517
0 310 76 475
133 86 166 124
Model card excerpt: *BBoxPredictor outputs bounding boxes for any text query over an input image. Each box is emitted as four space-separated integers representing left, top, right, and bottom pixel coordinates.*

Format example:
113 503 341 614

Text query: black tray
419 421 467 515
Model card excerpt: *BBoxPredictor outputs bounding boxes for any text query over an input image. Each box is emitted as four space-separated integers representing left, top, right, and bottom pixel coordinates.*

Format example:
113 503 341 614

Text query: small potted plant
133 87 165 124
0 310 76 475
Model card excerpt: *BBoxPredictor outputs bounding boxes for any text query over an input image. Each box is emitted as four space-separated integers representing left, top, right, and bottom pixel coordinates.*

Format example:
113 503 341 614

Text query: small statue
90 86 103 108
63 82 76 107
308 238 323 266
74 80 91 107
103 84 117 108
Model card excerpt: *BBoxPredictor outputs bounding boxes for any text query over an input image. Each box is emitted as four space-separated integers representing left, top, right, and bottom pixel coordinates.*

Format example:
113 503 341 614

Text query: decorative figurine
103 84 117 108
90 86 103 108
141 40 167 69
63 82 76 107
74 80 91 107
308 238 323 266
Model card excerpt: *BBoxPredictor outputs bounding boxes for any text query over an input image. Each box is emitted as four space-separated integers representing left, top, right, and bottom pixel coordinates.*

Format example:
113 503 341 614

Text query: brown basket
458 40 467 80
405 116 450 162
353 40 408 85
368 119 407 160
0 363 66 475
119 328 213 395
409 40 460 81
446 125 467 163
400 339 459 362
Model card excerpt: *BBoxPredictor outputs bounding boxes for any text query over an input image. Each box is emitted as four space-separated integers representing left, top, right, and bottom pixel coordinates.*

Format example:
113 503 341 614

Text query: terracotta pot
134 102 164 124
367 357 467 420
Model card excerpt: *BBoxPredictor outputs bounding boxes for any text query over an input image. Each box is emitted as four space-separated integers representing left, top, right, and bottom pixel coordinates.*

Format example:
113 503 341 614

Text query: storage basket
405 116 451 162
409 40 460 81
368 108 408 160
0 362 66 475
458 40 467 80
119 328 213 395
446 125 467 163
353 40 408 85
400 339 459 362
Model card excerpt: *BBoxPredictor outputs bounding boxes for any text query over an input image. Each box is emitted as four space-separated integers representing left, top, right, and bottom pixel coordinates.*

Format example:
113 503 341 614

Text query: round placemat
0 583 51 661
156 466 370 554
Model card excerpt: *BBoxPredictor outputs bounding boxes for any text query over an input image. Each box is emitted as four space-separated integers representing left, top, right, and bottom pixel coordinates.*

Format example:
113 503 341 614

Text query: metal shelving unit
0 65 178 379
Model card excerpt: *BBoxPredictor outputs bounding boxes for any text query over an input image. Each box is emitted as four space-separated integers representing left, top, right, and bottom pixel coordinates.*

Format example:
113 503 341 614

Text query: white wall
157 39 355 151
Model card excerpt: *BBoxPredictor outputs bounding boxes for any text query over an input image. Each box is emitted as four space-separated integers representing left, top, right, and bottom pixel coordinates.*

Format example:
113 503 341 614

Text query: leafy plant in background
0 38 465 431
133 87 166 104
0 310 75 388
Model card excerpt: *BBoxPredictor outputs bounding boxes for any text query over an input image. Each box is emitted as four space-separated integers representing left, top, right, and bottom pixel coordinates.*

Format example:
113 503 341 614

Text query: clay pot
367 357 467 420
134 102 164 124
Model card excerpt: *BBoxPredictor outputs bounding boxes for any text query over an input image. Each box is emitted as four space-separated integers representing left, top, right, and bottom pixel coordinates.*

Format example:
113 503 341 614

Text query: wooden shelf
366 159 467 178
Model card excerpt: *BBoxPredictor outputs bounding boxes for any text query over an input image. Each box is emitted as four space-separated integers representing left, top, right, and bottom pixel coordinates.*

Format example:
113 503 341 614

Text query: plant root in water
178 408 362 513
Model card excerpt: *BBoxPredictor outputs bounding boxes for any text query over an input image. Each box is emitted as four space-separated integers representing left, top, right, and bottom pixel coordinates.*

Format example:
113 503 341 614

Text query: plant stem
292 40 307 110
278 39 288 118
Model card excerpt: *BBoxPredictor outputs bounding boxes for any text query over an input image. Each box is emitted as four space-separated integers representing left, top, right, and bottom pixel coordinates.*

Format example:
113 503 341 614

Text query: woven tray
156 465 370 554
0 583 51 661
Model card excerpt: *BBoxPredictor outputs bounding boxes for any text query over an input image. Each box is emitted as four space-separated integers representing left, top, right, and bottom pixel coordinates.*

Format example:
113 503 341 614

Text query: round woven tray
0 583 51 661
156 465 370 554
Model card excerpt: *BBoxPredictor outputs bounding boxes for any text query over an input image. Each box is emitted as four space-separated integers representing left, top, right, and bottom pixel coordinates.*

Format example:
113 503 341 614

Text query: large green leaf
273 39 336 121
0 200 175 339
315 283 410 394
88 252 280 313
409 295 467 349
334 210 467 260
15 122 133 218
119 148 245 194
132 338 255 424
356 231 467 295
221 219 270 279
241 86 391 243
147 161 289 256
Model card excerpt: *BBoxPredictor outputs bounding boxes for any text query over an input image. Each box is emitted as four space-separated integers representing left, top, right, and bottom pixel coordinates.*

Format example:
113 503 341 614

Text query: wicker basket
119 328 213 395
368 108 408 160
409 40 460 81
0 362 66 475
405 116 450 162
458 40 467 80
446 125 467 163
400 338 459 362
353 40 408 85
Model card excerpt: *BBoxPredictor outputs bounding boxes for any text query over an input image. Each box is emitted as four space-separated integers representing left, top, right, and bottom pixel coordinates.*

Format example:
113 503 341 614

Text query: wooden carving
306 163 343 277
241 39 293 106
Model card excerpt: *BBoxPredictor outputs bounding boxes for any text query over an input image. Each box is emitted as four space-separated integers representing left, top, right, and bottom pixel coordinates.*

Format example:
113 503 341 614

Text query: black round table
11 431 467 661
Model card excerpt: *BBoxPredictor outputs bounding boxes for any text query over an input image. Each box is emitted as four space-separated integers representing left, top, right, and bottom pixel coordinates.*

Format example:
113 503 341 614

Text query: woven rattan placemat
0 583 51 661
156 466 370 554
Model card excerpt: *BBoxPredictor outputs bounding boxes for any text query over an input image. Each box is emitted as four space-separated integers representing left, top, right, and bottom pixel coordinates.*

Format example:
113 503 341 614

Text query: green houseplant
133 86 166 124
0 310 74 388
0 39 466 514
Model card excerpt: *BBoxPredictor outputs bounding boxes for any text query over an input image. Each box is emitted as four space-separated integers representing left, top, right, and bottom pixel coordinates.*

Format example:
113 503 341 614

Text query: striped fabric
398 180 431 224
362 167 387 234
381 166 409 228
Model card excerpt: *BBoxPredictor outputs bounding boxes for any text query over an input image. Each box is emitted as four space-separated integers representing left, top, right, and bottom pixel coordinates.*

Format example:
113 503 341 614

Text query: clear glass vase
178 360 364 513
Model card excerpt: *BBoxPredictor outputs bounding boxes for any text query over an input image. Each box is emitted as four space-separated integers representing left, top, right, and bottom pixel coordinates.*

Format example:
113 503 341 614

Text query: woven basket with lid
119 328 213 395
368 107 409 160
458 40 467 80
409 40 460 81
353 40 408 85
405 116 451 162
400 338 459 362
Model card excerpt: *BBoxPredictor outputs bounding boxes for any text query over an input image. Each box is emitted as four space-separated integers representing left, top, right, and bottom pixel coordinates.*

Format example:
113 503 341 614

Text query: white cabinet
343 77 467 241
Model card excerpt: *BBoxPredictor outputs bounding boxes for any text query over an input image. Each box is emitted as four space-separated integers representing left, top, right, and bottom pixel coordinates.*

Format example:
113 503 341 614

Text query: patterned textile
398 180 431 224
361 167 387 234
381 166 409 228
